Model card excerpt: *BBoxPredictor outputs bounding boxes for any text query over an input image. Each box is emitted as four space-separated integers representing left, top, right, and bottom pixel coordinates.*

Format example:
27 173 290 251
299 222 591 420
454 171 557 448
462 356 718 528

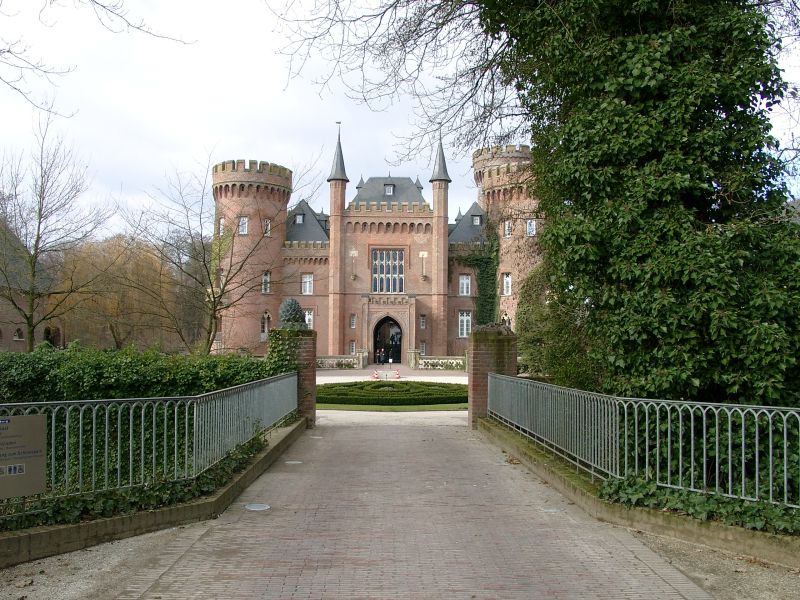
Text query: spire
327 125 349 182
414 176 423 191
429 137 451 183
455 208 463 222
356 175 365 189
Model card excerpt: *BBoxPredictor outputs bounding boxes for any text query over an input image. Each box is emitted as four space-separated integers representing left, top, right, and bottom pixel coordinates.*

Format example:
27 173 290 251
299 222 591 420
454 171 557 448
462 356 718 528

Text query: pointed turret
327 132 349 182
414 176 423 191
356 175 365 189
429 138 451 183
455 208 463 222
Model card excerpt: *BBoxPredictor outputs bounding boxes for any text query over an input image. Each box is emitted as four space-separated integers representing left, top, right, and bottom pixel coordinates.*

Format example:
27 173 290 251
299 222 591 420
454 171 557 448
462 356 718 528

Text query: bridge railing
488 374 800 508
0 373 297 519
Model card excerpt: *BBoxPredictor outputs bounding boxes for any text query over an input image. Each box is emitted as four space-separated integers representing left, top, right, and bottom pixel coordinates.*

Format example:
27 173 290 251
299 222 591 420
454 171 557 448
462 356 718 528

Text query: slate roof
429 139 451 183
349 177 429 208
447 201 486 243
286 200 330 242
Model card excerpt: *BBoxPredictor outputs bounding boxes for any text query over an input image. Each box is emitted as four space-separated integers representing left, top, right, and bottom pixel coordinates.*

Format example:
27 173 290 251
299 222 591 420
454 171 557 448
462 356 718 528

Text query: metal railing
0 373 297 518
488 374 800 508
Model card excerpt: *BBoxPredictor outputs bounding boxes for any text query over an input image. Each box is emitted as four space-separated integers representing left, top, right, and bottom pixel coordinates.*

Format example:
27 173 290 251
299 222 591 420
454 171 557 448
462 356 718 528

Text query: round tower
212 159 293 353
472 145 538 331
472 144 532 219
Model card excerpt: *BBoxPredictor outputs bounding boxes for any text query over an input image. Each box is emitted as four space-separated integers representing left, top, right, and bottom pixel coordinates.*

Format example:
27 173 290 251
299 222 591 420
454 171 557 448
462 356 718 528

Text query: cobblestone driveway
116 411 710 599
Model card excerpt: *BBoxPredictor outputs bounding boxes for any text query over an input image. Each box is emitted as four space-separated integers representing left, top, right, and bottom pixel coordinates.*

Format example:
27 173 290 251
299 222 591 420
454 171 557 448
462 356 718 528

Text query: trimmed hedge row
317 381 467 405
0 343 289 403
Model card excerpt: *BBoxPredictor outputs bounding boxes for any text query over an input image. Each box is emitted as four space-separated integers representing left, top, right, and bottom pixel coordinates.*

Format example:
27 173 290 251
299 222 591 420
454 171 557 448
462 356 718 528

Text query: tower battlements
472 145 532 189
212 159 293 190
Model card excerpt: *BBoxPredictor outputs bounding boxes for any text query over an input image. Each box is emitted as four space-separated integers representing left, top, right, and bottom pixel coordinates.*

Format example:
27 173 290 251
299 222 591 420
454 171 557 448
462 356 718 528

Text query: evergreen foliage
481 0 800 404
453 227 499 325
0 343 294 403
317 381 467 405
279 298 307 330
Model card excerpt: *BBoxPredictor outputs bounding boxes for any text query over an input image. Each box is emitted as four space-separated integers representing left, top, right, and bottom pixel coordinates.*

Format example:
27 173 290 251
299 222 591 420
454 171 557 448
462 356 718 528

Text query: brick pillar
295 330 317 428
468 325 517 428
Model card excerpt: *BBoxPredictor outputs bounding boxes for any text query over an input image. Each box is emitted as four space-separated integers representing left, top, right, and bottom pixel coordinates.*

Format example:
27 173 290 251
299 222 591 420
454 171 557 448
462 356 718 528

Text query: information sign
0 414 47 500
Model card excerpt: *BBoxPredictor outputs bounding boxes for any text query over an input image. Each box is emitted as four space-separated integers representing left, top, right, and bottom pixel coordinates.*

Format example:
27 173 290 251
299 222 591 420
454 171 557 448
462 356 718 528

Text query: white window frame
526 219 537 237
295 213 304 224
385 184 394 196
238 216 248 235
349 340 356 355
503 220 512 238
349 314 357 329
260 313 270 342
458 311 472 338
371 249 405 294
502 272 512 296
303 308 314 330
472 215 481 226
261 271 271 294
301 273 313 295
218 216 225 235
419 314 427 329
419 341 426 356
263 218 272 237
458 274 471 296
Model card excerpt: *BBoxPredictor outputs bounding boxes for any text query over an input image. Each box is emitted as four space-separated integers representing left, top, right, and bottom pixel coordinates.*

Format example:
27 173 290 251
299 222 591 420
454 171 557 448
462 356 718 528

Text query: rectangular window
502 272 512 296
349 314 356 328
458 311 472 338
261 271 271 294
301 273 313 295
218 216 225 235
526 219 537 237
419 314 426 329
295 213 304 224
472 215 481 226
503 220 512 238
304 308 314 330
371 249 405 294
419 341 426 356
459 274 471 296
260 313 270 342
385 184 394 196
349 340 356 355
263 218 272 237
238 216 248 235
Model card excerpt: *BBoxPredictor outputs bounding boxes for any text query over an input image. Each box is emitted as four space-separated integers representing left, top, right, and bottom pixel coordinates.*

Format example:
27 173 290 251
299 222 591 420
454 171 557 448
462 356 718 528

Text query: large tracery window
371 249 405 293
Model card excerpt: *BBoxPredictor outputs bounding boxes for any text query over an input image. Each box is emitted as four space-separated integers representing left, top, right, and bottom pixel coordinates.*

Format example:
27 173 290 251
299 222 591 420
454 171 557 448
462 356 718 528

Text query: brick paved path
117 411 710 599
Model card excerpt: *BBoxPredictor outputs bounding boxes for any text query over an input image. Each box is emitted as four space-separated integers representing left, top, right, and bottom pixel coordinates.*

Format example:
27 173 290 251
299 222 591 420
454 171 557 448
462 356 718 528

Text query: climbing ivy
452 225 499 325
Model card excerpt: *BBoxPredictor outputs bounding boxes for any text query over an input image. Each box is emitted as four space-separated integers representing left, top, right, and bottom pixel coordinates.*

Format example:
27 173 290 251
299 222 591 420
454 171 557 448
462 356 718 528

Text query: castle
211 134 539 364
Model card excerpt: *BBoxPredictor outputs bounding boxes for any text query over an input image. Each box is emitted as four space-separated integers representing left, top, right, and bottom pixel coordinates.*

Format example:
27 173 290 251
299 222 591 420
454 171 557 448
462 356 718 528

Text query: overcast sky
0 0 483 228
2 1 797 231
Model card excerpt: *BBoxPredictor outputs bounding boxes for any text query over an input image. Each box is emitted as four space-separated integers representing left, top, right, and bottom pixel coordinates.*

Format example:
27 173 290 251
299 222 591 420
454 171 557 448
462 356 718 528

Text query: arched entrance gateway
373 317 402 364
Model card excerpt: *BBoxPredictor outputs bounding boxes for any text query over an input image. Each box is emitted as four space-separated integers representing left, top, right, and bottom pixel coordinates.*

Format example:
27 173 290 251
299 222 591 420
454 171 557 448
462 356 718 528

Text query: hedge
317 381 467 405
0 343 290 403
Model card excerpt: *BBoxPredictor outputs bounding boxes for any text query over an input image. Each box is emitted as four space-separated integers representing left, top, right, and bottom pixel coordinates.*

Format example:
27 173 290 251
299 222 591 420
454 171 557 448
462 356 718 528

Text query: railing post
295 330 317 428
468 325 517 429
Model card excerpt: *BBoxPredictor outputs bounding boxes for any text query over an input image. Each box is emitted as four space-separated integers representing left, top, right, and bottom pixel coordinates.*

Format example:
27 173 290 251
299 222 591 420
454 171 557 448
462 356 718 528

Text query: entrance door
373 317 402 364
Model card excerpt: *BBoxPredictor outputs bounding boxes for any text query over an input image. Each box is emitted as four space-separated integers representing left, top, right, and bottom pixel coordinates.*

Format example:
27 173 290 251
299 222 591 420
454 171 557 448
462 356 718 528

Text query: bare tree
273 0 527 158
0 112 112 351
121 154 324 355
0 0 179 109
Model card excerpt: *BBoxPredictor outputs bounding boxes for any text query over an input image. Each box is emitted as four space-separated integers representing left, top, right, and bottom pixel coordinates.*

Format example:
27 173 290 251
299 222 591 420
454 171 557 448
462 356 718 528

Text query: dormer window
384 184 394 196
295 213 304 224
472 215 481 226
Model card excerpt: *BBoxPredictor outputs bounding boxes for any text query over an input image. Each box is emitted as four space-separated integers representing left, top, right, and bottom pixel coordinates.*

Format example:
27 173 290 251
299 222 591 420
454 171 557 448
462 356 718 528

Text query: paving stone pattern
117 411 710 599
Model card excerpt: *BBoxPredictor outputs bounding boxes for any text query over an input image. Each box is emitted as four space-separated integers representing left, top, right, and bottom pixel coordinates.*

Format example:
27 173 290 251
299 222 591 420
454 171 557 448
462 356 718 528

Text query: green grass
317 403 467 412
317 380 467 405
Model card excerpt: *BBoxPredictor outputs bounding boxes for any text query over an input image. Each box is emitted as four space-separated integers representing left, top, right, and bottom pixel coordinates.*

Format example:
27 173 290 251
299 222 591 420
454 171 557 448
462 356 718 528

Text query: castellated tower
472 145 540 329
212 159 292 353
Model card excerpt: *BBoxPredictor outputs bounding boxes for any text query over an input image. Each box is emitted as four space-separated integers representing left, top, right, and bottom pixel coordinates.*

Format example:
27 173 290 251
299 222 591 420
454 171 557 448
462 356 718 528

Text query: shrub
317 381 467 405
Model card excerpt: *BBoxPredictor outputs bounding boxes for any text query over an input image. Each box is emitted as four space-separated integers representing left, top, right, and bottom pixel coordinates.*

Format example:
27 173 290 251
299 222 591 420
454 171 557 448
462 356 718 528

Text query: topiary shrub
279 298 307 330
317 381 467 405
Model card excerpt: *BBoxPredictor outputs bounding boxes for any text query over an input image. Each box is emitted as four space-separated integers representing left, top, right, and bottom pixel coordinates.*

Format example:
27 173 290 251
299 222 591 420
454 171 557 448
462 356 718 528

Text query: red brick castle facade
211 134 539 364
